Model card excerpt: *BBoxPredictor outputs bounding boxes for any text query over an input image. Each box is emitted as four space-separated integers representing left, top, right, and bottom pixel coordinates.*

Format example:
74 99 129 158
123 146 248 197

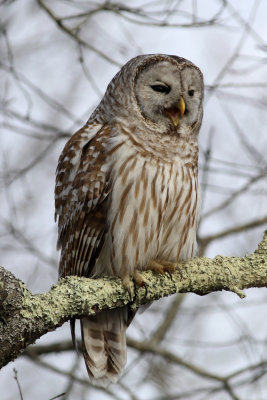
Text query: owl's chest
109 147 198 266
113 148 194 209
111 151 182 214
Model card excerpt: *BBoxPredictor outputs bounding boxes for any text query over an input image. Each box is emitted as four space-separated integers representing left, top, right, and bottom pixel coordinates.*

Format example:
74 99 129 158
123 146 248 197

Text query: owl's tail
81 308 128 386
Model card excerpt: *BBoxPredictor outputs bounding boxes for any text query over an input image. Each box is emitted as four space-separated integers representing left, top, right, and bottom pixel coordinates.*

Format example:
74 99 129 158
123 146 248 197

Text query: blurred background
0 1 267 399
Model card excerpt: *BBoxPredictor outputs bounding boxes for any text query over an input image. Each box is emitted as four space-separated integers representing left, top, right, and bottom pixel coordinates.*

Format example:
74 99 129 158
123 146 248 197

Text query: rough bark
0 231 266 369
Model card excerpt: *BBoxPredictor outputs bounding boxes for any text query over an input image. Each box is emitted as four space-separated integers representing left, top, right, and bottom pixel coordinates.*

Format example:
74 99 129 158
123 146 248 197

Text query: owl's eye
151 84 171 94
188 89 195 97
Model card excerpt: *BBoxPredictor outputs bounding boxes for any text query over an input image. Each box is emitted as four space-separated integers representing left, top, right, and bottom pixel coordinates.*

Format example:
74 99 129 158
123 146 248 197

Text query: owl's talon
148 260 165 274
122 278 134 301
132 270 148 296
126 286 133 302
140 281 148 297
149 259 181 279
164 268 173 280
122 272 148 301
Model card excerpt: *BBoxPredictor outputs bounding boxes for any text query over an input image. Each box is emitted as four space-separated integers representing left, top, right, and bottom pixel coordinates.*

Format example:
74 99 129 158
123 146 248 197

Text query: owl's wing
55 122 110 278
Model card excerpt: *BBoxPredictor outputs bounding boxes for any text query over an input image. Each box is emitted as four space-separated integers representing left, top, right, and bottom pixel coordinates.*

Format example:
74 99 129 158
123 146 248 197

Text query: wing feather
55 122 111 278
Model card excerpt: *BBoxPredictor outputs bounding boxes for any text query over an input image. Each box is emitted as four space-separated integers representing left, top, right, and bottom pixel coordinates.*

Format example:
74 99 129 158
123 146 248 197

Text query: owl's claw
126 286 133 302
164 268 174 280
132 270 148 297
122 278 134 302
122 271 148 301
149 259 181 279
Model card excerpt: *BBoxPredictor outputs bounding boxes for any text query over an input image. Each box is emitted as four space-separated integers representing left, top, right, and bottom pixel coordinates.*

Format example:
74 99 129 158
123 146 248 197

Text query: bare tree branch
36 0 121 67
202 170 267 219
198 216 267 254
13 368 24 400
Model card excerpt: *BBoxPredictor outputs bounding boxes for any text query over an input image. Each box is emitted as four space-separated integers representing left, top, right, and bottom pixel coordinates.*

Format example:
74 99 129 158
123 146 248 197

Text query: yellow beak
164 97 185 127
177 96 185 117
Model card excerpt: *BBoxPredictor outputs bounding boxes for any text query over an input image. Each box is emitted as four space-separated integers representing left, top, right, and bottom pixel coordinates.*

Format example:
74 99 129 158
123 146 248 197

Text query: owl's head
94 54 204 137
133 55 204 136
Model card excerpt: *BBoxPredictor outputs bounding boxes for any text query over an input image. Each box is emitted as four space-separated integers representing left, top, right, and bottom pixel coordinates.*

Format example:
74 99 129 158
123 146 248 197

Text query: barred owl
55 54 204 386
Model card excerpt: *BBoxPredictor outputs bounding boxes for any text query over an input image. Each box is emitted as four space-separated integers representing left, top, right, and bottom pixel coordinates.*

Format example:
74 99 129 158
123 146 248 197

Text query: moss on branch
0 231 266 369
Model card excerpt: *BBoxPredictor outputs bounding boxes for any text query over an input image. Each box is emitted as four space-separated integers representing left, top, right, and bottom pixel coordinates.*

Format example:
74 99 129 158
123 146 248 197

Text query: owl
55 54 204 386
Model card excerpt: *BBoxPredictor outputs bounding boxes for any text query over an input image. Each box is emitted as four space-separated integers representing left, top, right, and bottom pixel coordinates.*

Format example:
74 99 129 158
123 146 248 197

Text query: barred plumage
55 54 204 386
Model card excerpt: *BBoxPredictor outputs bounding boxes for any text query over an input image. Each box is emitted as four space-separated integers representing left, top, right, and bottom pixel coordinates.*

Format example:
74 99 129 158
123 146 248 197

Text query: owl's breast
100 138 199 279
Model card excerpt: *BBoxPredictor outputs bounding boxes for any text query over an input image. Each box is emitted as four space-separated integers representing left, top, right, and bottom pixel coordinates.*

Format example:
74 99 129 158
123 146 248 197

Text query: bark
0 231 266 369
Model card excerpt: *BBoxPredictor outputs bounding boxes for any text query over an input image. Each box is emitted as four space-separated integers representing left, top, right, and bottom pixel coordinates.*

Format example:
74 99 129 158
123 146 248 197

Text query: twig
26 353 123 400
150 293 185 345
202 170 267 219
0 62 82 124
198 215 267 254
48 393 66 400
37 0 121 67
206 0 261 103
13 368 24 400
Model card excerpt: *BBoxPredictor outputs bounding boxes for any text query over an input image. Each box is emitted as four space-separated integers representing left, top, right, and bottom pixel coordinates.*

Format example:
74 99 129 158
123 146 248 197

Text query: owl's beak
164 97 185 127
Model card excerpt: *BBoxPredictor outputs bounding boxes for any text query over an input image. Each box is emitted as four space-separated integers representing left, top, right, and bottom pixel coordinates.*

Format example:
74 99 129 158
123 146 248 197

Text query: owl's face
134 59 204 135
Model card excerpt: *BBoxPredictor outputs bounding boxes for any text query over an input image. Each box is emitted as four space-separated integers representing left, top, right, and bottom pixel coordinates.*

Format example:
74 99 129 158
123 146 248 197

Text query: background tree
0 1 266 399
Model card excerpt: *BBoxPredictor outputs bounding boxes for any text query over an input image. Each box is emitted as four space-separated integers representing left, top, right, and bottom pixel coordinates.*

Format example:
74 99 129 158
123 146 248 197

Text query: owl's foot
122 277 134 301
149 259 180 279
132 270 148 296
122 271 148 301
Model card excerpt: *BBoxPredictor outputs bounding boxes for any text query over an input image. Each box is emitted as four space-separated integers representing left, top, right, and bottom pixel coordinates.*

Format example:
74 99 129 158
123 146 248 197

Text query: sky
0 1 267 399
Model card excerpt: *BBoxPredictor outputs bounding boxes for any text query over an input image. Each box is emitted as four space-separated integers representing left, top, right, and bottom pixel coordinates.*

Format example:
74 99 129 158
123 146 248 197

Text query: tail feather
81 308 127 386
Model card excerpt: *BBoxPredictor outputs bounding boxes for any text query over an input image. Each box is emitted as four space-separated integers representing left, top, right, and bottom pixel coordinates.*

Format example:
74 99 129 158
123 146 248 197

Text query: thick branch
0 231 266 369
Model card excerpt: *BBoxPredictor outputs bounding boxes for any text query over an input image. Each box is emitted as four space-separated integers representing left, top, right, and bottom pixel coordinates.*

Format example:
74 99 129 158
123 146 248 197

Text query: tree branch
0 231 266 369
198 215 267 254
